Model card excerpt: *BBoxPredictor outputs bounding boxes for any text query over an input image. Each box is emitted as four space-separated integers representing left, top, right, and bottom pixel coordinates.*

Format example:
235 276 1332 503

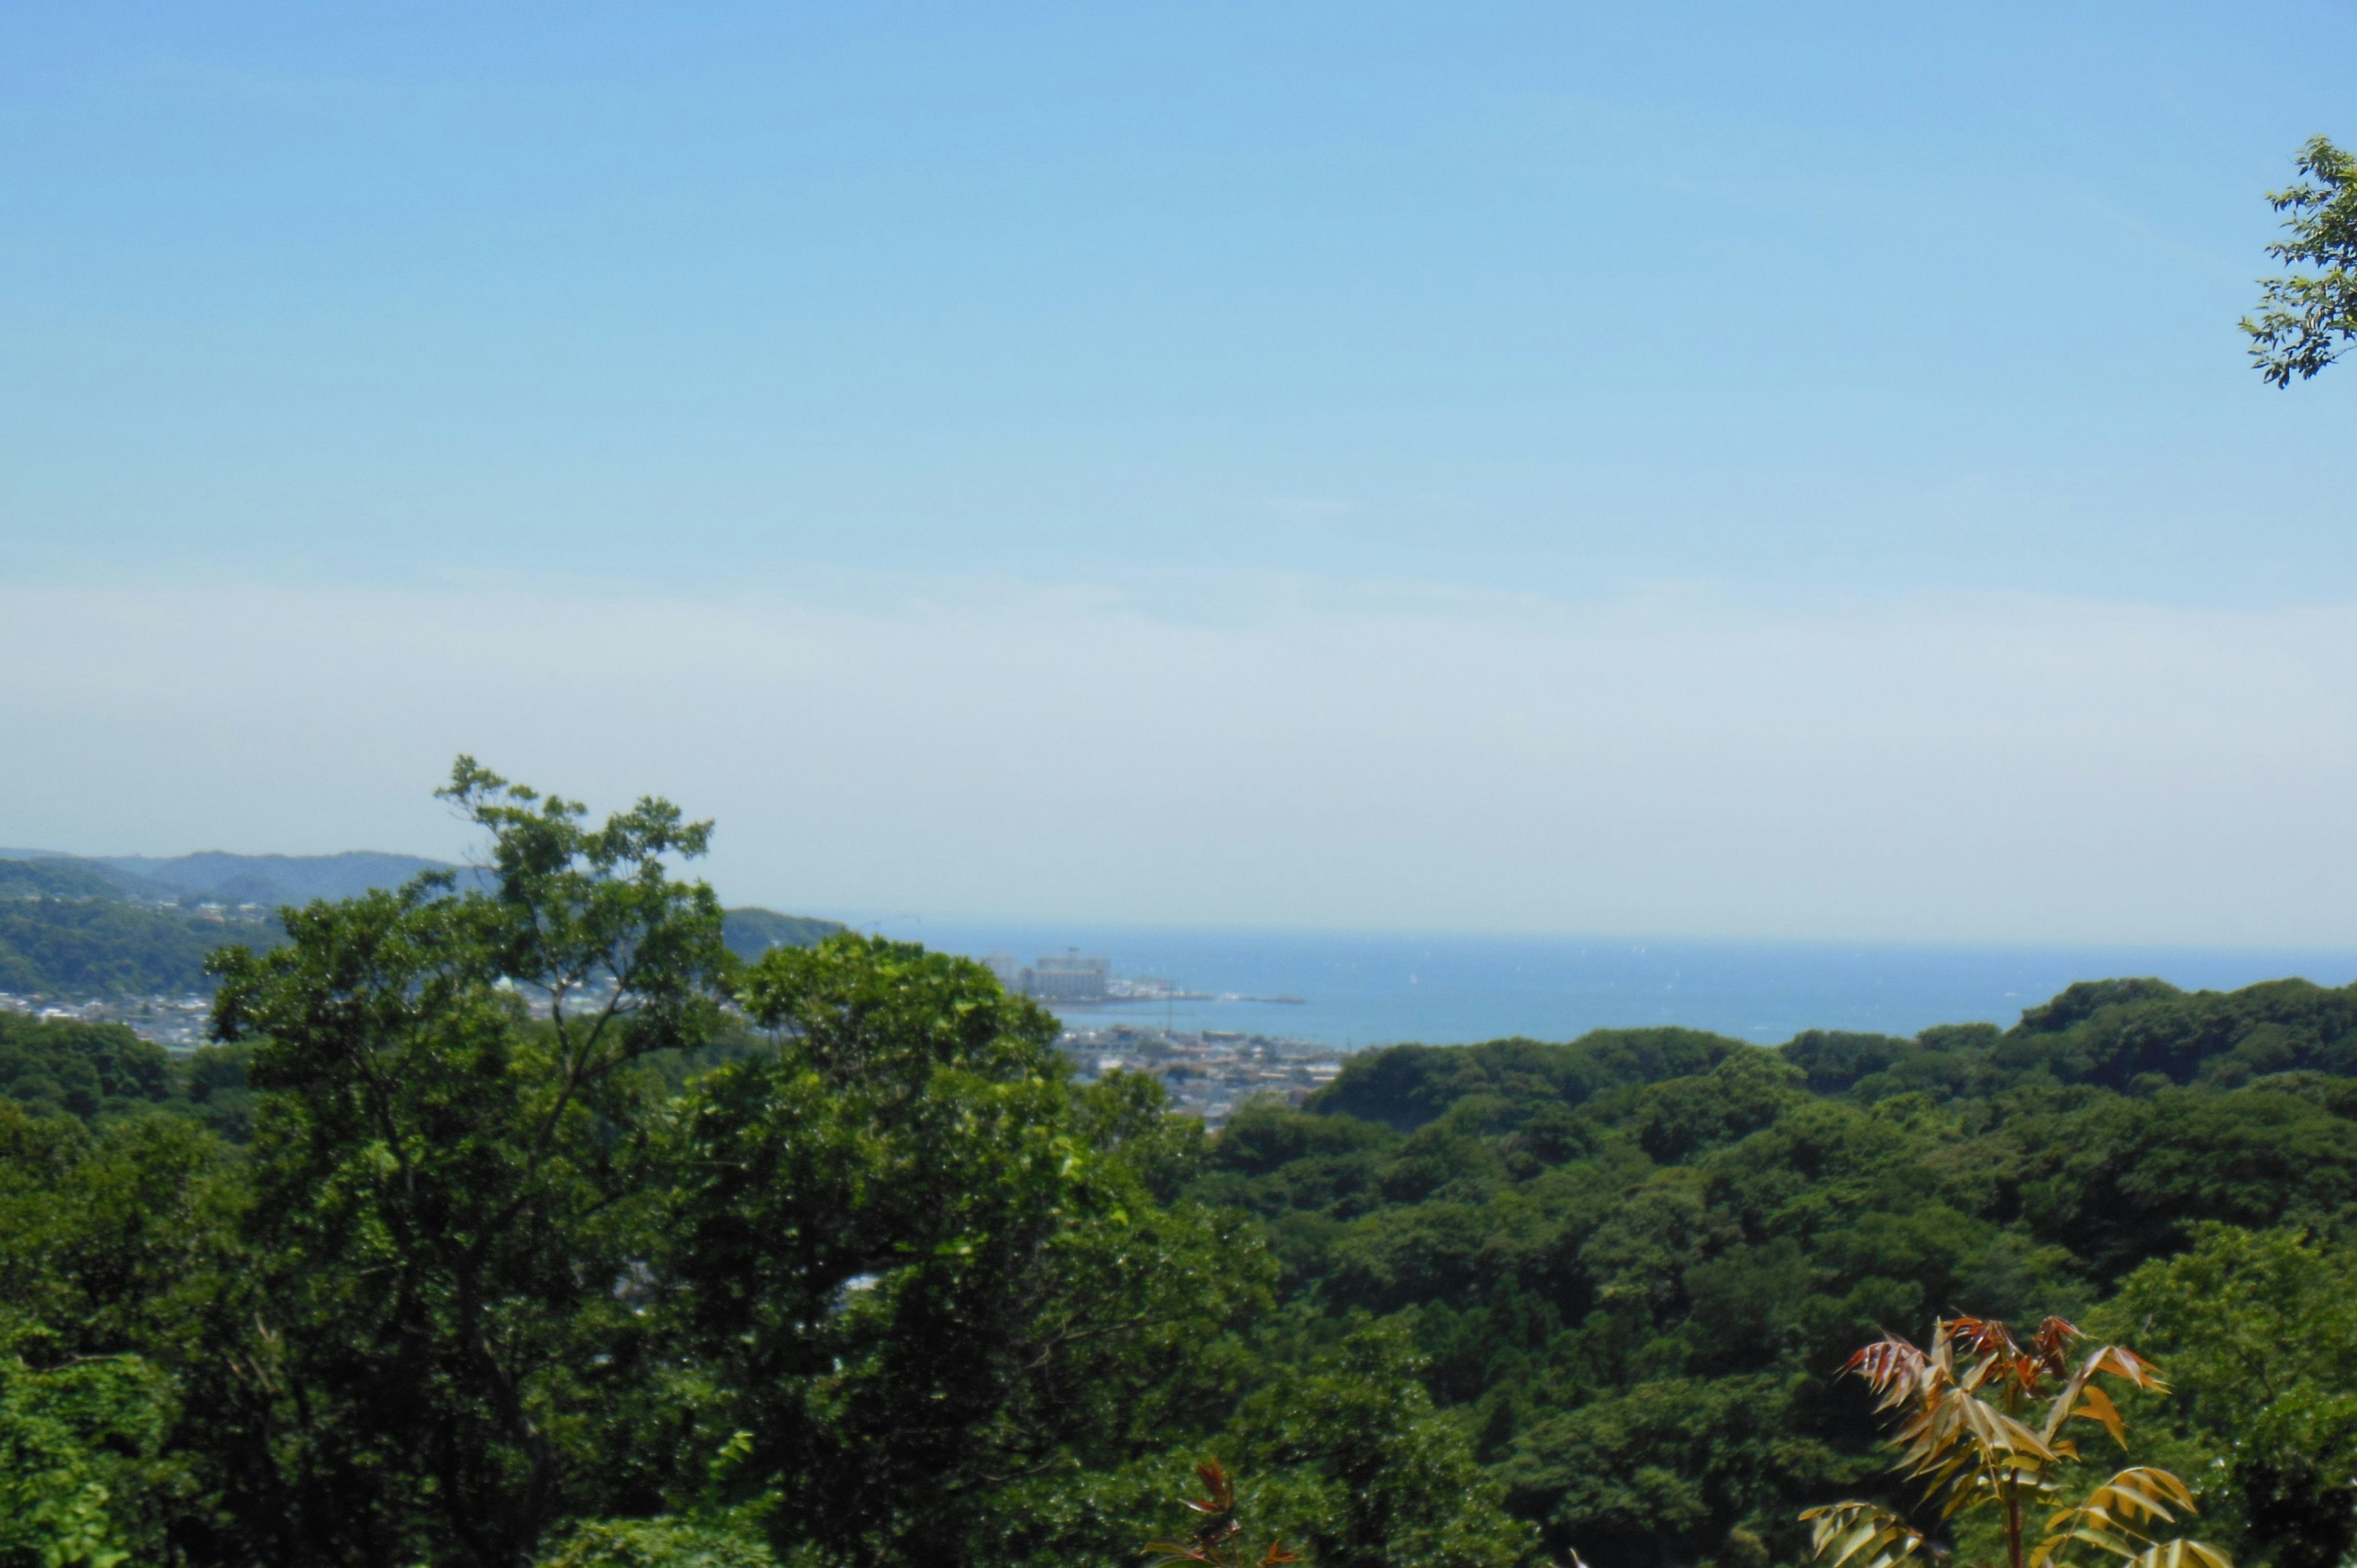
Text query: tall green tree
204 759 730 1568
2245 136 2357 386
662 933 1271 1568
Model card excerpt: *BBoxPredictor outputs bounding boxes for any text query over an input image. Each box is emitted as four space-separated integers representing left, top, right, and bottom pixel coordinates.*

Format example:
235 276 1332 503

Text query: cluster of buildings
0 991 215 1049
180 901 272 923
970 950 1346 1121
1057 1022 1348 1125
983 949 1118 1002
981 951 1264 1008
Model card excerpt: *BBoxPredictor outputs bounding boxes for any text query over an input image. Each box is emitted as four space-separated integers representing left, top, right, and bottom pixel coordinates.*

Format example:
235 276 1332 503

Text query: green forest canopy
7 765 2357 1568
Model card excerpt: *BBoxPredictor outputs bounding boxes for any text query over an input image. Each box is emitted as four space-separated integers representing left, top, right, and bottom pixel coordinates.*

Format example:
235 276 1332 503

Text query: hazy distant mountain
0 848 454 906
93 851 459 906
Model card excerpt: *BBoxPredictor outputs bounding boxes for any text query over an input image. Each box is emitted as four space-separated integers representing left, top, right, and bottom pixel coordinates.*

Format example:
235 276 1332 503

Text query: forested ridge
6 768 2357 1568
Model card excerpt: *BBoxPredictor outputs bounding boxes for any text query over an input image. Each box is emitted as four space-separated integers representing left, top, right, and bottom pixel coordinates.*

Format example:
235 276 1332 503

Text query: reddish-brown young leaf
2031 1318 2083 1378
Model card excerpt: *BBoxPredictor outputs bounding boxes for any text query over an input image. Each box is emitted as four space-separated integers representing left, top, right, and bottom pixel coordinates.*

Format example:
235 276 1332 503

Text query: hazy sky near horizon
6 2 2357 943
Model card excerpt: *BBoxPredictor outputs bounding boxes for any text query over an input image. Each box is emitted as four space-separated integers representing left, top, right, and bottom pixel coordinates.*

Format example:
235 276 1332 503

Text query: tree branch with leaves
1802 1317 2229 1568
2245 136 2357 387
1144 1459 1302 1568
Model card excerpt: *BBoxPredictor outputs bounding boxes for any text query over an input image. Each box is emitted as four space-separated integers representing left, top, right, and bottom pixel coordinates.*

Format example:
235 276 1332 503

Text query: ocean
851 920 2357 1048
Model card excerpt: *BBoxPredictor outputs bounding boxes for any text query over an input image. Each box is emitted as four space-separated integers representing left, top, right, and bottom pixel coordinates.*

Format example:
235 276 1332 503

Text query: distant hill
1 850 839 995
0 857 144 903
722 907 846 960
98 850 453 905
0 902 284 999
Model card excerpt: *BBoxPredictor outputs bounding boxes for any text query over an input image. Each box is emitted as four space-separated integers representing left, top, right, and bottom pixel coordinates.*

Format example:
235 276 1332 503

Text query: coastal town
3 948 1352 1126
975 948 1344 1121
1053 1020 1345 1124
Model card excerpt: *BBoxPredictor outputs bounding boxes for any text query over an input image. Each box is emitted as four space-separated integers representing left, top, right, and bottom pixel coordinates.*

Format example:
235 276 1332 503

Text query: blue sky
6 2 2356 942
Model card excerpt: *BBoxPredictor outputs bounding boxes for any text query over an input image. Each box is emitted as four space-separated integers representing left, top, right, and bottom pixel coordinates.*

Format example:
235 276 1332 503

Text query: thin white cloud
4 573 2353 945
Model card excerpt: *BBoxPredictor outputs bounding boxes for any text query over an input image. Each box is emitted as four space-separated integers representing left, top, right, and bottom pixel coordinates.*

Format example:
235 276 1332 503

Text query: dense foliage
0 765 1520 1568
6 765 2357 1568
1196 981 2357 1568
0 1015 181 1124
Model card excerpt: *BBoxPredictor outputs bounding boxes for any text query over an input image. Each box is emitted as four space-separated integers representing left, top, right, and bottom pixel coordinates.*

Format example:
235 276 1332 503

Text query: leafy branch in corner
1143 1459 1301 1568
1802 1316 2230 1568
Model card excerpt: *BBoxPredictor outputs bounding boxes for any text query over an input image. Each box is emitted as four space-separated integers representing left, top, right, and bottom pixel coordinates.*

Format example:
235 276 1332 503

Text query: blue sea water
845 919 2357 1048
